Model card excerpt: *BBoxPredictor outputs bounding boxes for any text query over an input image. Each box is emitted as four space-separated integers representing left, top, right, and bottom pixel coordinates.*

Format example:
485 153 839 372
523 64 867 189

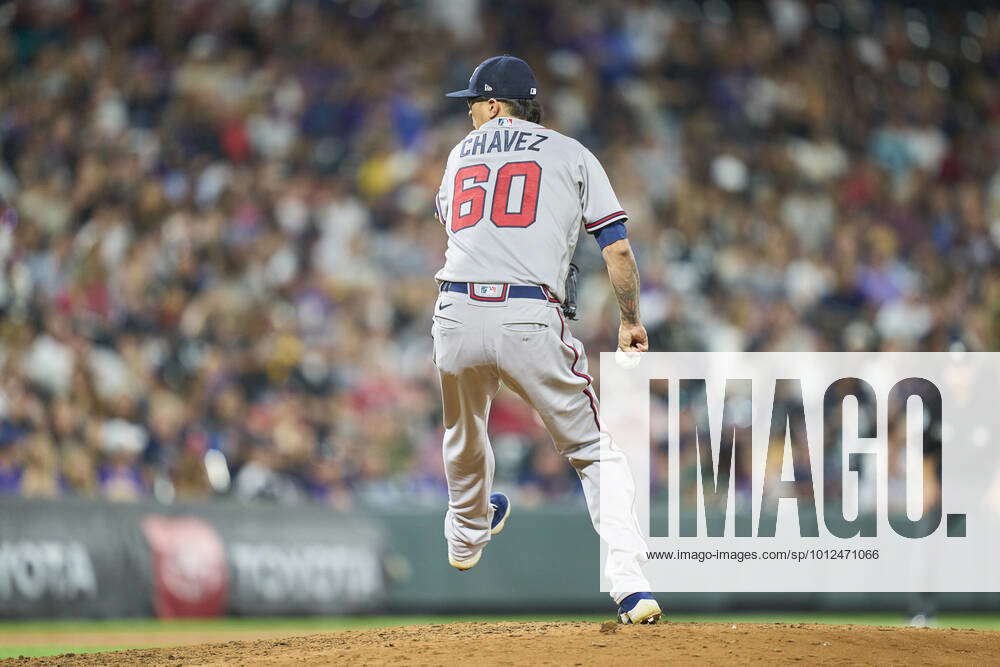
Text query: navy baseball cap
446 55 538 100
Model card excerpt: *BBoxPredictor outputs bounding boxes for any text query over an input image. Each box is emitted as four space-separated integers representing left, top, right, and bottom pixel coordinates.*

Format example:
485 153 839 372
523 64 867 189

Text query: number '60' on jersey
434 116 628 302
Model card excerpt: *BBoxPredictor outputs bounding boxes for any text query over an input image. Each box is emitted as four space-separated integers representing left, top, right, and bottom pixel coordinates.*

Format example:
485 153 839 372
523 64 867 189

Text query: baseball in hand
615 348 642 369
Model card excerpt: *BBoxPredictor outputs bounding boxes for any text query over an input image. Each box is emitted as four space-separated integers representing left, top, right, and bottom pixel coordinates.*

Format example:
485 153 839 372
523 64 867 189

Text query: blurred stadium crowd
0 0 997 507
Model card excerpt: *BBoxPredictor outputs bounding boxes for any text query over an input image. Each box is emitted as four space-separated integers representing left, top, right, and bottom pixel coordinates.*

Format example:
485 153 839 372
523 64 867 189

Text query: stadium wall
0 498 996 618
0 498 385 619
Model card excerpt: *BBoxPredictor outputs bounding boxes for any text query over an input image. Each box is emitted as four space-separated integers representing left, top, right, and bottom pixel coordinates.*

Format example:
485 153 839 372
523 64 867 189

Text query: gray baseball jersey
434 116 628 301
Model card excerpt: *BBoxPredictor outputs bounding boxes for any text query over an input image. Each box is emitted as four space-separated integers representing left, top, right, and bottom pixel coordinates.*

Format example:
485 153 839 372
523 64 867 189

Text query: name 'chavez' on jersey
458 128 549 157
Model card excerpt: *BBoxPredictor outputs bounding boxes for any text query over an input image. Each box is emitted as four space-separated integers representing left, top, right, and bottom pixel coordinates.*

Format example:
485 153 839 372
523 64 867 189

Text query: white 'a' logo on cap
530 87 537 95
484 84 493 91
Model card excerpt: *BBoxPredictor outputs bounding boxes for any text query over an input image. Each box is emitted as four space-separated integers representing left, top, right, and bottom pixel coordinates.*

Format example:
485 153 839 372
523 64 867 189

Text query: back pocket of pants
434 315 464 330
501 322 549 333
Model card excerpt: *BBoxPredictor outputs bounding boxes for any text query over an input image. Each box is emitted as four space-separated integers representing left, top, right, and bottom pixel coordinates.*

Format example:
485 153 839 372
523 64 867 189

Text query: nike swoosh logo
438 302 453 310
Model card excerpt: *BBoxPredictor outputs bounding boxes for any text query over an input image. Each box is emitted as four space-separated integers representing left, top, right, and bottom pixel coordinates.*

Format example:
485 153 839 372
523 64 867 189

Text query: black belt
440 282 560 303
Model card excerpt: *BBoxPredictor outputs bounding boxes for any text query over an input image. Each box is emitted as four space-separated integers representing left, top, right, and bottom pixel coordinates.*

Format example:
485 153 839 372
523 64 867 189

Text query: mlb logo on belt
470 283 509 302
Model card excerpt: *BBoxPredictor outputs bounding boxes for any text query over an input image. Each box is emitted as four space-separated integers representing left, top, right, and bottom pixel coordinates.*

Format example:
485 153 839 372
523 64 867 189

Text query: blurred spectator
98 419 148 502
60 445 97 497
20 433 59 498
0 423 24 494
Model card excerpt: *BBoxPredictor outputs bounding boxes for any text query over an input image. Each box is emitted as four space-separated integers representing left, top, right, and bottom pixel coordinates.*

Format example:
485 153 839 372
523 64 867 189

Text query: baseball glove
562 263 579 320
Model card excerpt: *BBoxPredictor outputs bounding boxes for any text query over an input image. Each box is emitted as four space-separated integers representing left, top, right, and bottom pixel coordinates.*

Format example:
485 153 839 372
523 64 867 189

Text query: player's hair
496 98 544 124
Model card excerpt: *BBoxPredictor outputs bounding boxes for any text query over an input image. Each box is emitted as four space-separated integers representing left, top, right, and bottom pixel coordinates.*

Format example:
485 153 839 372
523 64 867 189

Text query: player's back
435 117 626 300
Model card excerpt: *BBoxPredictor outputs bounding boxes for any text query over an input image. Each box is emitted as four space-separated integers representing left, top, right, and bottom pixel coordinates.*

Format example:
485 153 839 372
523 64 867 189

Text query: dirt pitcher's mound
10 621 1000 665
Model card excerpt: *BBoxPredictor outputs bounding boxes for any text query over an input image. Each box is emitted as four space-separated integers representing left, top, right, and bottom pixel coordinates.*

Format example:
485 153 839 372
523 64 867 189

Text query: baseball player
433 56 660 624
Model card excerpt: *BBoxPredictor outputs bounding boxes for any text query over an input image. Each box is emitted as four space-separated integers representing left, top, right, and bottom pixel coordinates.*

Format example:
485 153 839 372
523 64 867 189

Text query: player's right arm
576 146 647 352
602 238 648 353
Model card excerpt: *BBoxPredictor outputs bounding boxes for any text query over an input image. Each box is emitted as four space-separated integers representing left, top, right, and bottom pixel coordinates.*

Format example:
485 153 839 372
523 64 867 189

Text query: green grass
2 613 1000 660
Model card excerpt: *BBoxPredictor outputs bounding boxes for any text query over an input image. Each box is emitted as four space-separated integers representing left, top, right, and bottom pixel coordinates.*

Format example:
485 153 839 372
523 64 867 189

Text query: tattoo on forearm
615 261 640 324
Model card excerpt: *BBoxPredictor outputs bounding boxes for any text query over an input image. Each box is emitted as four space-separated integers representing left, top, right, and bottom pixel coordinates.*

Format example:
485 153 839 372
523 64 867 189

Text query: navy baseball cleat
617 592 662 624
490 492 511 535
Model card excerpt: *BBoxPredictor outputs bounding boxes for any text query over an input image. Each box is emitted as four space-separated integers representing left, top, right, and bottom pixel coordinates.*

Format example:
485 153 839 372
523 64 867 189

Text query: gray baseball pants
431 284 651 602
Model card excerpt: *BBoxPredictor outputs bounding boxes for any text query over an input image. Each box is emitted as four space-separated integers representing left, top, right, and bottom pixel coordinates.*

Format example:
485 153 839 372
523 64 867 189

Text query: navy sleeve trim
593 221 628 249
